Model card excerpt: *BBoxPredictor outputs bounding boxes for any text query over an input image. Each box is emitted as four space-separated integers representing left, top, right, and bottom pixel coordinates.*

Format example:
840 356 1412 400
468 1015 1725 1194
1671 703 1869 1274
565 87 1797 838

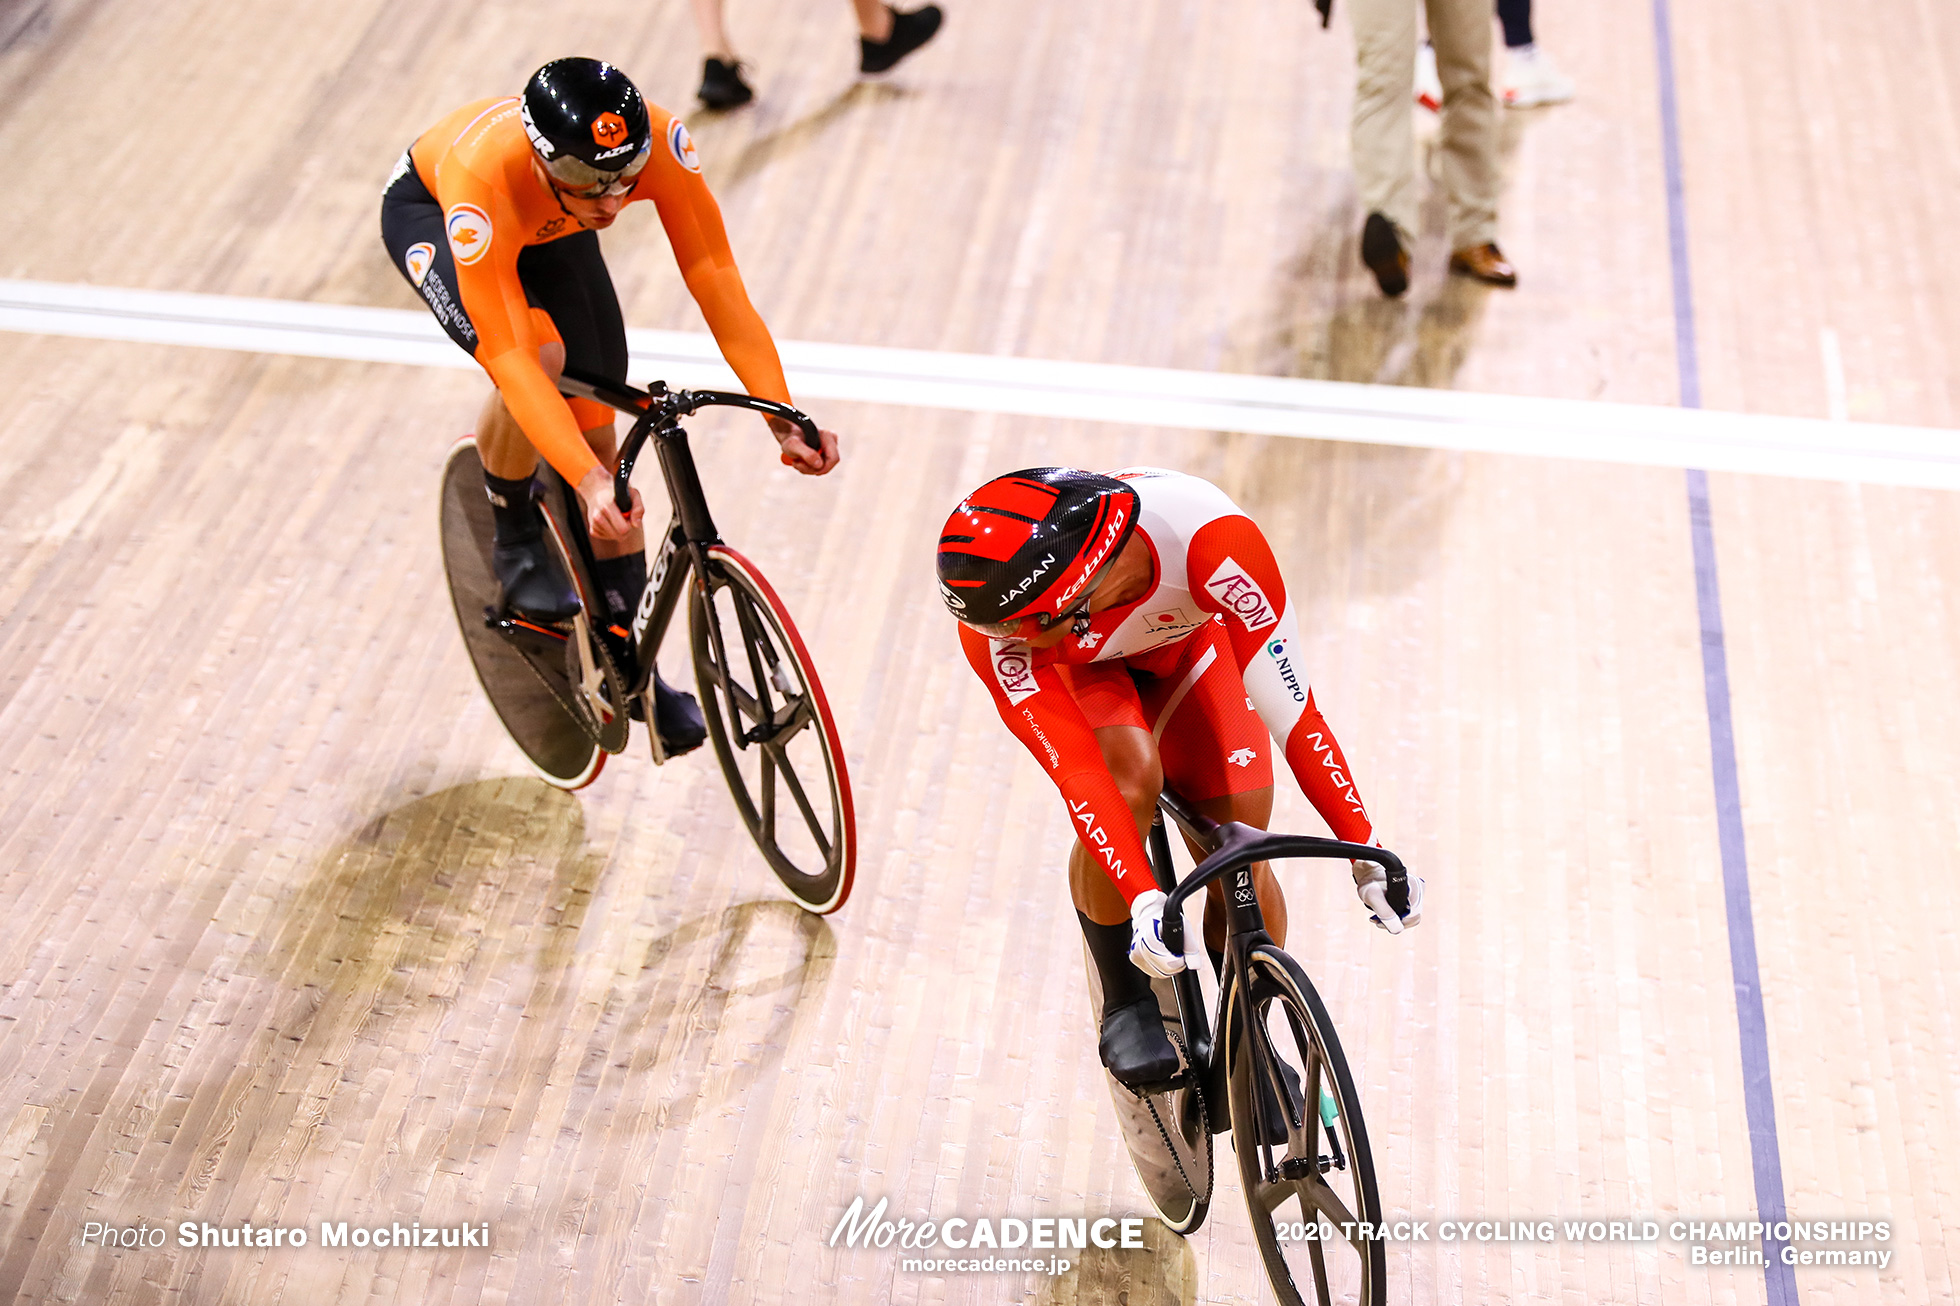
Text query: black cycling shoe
1099 996 1182 1090
1252 1052 1305 1146
492 533 580 624
860 4 943 74
652 668 707 755
698 57 753 109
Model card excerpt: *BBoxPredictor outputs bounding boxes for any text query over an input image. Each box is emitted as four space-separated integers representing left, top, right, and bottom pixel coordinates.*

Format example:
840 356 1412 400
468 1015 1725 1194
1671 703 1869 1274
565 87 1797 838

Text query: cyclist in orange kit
382 57 839 752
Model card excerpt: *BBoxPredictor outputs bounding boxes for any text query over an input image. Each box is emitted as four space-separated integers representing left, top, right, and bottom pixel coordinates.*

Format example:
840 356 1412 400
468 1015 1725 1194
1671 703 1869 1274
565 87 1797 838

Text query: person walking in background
1352 0 1515 297
694 1 943 109
1417 0 1575 111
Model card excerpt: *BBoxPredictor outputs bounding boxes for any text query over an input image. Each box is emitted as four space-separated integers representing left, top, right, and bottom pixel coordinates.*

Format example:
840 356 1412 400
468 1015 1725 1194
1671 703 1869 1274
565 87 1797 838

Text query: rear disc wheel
438 438 604 790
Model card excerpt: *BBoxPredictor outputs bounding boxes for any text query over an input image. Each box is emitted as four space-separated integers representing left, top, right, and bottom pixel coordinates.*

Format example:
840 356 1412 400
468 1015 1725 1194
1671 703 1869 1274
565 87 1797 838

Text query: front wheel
689 545 856 913
1227 943 1386 1306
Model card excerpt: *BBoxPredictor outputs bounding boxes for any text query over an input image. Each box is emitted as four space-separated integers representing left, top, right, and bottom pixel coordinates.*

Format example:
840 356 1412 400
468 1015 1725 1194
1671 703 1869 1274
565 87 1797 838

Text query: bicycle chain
1130 1028 1213 1208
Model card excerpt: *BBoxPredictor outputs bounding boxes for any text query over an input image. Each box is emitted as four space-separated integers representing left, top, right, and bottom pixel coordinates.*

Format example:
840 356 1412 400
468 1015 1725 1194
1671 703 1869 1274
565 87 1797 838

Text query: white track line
3 278 1956 490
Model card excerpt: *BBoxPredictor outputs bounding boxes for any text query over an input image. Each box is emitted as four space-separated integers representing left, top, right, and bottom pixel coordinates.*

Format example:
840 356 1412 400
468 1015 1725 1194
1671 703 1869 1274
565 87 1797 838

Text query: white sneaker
1415 41 1441 113
1502 44 1575 108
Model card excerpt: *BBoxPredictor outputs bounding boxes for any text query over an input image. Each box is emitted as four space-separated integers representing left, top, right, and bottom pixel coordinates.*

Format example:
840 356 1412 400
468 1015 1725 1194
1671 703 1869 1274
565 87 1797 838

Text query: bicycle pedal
487 608 572 654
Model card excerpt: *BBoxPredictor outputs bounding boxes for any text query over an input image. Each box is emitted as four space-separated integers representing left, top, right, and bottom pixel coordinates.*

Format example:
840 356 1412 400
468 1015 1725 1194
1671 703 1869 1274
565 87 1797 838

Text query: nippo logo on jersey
403 242 435 287
668 119 701 173
445 205 492 265
1204 558 1279 632
591 112 629 150
991 641 1039 706
1264 635 1307 702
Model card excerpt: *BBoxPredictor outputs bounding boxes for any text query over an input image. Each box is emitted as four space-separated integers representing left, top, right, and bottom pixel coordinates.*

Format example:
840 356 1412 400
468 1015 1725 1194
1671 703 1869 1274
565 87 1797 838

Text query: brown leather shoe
1361 212 1410 298
1449 243 1517 287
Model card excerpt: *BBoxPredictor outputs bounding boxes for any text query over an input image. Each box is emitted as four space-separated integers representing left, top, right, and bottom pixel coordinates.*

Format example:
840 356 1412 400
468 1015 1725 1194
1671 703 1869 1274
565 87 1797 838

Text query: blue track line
1652 0 1800 1297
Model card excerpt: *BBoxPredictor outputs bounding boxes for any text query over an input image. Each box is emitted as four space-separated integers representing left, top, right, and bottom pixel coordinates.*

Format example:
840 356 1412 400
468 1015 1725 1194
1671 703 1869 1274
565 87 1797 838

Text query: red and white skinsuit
959 468 1375 904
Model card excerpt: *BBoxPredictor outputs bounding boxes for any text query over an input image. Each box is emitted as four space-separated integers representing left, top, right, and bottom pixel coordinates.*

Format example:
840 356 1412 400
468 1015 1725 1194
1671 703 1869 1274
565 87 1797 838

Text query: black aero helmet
520 58 654 190
937 468 1140 637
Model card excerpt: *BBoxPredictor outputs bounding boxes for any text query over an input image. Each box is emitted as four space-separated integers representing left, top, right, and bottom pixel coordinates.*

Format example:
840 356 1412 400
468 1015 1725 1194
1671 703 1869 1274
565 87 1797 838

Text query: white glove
1127 889 1187 978
1353 859 1424 935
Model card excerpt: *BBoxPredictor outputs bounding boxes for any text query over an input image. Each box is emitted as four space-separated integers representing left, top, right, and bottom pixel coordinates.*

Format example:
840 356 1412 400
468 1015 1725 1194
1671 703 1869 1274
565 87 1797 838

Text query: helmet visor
541 139 652 196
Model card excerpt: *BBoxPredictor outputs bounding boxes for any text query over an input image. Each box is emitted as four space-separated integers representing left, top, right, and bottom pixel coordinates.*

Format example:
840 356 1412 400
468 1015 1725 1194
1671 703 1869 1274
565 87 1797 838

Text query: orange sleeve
443 175 603 487
642 124 793 406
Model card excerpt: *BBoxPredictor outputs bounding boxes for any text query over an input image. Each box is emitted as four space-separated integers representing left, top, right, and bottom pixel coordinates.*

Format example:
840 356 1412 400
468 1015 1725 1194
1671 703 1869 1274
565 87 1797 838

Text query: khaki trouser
1350 0 1500 249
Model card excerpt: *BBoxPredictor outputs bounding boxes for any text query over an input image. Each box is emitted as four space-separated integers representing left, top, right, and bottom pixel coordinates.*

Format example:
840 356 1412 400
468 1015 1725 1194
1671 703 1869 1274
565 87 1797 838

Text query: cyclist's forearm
683 264 794 405
481 351 605 487
1279 693 1375 845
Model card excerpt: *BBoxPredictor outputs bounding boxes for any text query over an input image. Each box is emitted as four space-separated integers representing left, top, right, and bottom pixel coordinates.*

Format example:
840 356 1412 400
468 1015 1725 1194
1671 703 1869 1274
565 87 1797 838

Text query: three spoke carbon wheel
1228 944 1386 1306
689 545 856 913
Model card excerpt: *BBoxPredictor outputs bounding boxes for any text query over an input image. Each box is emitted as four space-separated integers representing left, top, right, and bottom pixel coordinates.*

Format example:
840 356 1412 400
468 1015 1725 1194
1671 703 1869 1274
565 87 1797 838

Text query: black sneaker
698 57 753 109
492 533 580 624
860 4 942 74
652 668 707 755
1099 996 1182 1090
1361 211 1410 298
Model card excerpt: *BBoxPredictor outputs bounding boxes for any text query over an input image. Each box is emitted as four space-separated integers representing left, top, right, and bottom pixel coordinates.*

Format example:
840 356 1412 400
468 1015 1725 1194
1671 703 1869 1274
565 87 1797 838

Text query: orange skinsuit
409 97 792 487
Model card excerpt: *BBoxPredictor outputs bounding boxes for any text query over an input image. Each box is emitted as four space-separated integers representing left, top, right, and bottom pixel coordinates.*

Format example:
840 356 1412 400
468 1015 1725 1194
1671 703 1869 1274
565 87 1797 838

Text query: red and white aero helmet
936 468 1139 638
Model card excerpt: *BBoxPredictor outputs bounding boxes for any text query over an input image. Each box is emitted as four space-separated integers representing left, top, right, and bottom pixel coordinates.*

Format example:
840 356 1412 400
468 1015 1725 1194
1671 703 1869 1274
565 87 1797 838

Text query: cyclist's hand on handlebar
577 466 645 541
1353 858 1424 935
768 415 841 476
1127 889 1188 978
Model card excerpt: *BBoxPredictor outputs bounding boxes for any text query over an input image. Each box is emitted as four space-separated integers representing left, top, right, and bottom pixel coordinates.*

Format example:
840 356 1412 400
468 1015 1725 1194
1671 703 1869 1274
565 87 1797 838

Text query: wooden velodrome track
1 0 1957 1301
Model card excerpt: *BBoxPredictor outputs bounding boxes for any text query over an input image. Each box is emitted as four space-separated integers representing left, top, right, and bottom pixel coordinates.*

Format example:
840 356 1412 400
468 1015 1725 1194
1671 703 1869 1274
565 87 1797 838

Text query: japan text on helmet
936 468 1140 637
520 58 654 191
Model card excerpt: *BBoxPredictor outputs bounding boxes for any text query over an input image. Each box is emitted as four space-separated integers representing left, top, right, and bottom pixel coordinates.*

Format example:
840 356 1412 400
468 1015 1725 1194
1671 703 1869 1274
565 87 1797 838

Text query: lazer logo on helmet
1204 559 1279 632
991 642 1039 706
1055 506 1128 605
1265 636 1306 703
519 100 558 158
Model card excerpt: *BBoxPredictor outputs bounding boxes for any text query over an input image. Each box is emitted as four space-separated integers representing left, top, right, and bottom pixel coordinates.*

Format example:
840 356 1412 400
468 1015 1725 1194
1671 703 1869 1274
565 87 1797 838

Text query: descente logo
991 641 1039 705
1204 558 1279 632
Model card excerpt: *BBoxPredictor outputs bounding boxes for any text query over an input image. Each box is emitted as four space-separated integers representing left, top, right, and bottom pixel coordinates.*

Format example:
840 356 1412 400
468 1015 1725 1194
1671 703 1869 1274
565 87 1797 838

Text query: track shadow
696 80 910 191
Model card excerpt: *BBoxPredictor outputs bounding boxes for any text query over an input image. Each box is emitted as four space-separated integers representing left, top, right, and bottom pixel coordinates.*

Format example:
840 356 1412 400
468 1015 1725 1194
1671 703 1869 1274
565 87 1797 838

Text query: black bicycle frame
1148 788 1411 1126
555 368 821 762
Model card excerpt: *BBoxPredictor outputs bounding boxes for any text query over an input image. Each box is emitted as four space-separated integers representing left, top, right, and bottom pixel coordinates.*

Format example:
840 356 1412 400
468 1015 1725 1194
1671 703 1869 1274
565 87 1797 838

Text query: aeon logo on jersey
445 205 492 265
991 642 1039 706
1204 559 1279 633
668 119 701 173
1265 637 1306 703
403 242 435 287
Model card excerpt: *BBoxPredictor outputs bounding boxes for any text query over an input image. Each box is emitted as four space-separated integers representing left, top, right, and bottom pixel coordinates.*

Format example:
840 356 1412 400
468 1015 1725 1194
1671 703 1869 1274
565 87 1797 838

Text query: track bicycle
1082 786 1411 1304
437 369 855 913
